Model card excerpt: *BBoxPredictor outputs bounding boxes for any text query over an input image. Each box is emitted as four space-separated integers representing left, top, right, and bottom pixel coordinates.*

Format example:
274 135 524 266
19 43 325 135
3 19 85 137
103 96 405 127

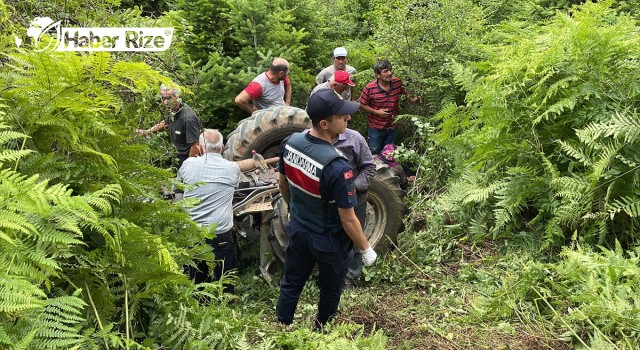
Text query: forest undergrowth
230 229 600 350
1 0 640 348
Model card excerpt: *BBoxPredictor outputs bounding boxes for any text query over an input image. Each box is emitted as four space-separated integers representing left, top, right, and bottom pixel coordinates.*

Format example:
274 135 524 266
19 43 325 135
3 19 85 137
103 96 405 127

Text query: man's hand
135 128 148 137
374 109 391 117
136 121 167 137
362 247 377 266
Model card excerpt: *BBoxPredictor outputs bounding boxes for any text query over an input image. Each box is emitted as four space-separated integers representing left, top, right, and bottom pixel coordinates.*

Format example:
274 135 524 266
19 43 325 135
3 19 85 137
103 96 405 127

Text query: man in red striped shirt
358 60 420 154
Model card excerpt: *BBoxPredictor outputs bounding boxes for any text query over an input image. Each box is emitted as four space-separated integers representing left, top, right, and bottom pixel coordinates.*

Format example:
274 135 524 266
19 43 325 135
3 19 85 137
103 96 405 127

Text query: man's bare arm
235 90 258 114
284 83 292 106
279 173 290 205
136 120 167 136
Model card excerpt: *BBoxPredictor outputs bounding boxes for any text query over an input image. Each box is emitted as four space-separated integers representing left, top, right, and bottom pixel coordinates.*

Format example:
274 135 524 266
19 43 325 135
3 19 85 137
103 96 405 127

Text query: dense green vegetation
1 0 639 348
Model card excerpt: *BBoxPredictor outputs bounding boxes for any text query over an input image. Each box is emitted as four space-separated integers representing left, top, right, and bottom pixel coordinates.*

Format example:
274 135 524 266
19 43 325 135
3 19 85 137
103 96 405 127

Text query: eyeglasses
334 56 347 60
161 95 175 101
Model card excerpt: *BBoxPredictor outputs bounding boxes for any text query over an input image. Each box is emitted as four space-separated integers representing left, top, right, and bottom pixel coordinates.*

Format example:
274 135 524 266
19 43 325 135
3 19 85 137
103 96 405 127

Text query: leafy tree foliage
164 0 334 133
366 0 490 113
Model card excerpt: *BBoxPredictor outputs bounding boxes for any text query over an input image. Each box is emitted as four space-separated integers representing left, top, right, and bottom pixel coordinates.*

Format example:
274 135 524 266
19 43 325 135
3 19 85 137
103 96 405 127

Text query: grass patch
230 231 578 349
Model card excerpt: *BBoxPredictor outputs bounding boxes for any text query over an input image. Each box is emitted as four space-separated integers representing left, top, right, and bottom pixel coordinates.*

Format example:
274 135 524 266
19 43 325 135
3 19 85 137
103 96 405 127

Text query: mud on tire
224 106 311 161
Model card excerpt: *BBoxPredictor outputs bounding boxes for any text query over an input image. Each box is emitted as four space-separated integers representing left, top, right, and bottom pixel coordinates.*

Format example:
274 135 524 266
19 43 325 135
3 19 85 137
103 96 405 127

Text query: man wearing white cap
315 47 357 100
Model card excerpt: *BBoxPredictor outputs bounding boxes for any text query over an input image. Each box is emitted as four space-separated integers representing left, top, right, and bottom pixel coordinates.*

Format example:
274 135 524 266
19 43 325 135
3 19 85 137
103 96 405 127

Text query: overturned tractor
225 106 405 280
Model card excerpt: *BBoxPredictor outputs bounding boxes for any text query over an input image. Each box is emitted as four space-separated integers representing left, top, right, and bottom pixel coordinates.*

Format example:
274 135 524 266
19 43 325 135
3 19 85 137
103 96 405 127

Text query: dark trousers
276 226 352 326
186 230 237 294
367 126 398 155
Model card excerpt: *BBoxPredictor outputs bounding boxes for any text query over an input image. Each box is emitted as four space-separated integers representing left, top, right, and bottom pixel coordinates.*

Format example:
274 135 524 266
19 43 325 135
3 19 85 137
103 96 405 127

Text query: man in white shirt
315 47 357 100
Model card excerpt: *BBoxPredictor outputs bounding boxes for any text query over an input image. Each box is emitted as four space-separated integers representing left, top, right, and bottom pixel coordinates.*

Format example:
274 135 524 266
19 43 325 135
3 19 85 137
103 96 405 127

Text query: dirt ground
338 288 570 350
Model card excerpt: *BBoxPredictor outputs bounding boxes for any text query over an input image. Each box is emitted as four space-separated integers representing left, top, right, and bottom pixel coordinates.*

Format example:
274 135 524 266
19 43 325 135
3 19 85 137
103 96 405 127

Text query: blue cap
306 89 359 122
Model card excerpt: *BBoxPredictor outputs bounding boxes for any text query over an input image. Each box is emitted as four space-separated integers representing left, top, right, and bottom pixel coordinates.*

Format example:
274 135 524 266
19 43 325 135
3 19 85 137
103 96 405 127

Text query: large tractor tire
269 163 405 258
224 106 311 161
269 196 288 262
363 162 405 252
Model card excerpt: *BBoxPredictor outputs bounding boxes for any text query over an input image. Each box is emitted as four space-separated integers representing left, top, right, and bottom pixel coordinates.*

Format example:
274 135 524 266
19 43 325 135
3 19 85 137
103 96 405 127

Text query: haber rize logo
24 17 62 52
16 17 173 52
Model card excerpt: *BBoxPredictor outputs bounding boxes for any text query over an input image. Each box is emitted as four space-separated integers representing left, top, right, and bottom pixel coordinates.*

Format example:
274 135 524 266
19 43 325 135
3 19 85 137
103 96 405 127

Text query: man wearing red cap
316 47 357 100
310 70 355 98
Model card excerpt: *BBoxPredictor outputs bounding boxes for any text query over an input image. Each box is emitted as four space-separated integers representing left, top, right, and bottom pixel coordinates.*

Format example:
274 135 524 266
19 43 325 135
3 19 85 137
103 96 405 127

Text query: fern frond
17 240 62 274
615 153 639 168
558 140 592 166
0 149 34 164
607 196 640 219
76 144 116 166
30 222 83 246
589 140 622 183
0 129 28 145
552 175 591 200
534 76 581 123
31 294 87 349
462 179 506 205
0 209 37 237
164 305 196 347
432 102 469 142
83 184 122 214
4 259 49 282
12 329 38 350
0 326 11 346
577 111 640 144
42 295 86 322
0 276 45 313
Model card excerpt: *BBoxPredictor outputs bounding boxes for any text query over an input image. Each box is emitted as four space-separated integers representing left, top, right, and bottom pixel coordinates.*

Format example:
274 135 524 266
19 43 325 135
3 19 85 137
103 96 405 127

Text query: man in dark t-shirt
137 85 201 169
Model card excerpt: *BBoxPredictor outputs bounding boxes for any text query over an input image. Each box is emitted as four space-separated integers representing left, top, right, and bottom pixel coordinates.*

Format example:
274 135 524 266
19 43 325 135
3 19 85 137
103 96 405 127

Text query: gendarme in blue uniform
276 131 358 326
281 132 357 233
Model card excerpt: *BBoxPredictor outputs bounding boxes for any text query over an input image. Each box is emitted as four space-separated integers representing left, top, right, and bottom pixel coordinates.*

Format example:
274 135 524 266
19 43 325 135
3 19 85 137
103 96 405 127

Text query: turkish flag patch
343 170 353 180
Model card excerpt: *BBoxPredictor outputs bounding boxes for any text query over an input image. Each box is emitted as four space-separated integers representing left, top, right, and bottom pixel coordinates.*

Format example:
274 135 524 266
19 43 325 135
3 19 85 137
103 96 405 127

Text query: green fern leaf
608 196 640 219
0 277 45 313
558 140 592 166
0 209 36 237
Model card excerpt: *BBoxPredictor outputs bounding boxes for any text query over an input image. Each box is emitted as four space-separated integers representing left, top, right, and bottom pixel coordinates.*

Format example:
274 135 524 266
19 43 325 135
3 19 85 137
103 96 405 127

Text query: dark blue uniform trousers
276 224 352 325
